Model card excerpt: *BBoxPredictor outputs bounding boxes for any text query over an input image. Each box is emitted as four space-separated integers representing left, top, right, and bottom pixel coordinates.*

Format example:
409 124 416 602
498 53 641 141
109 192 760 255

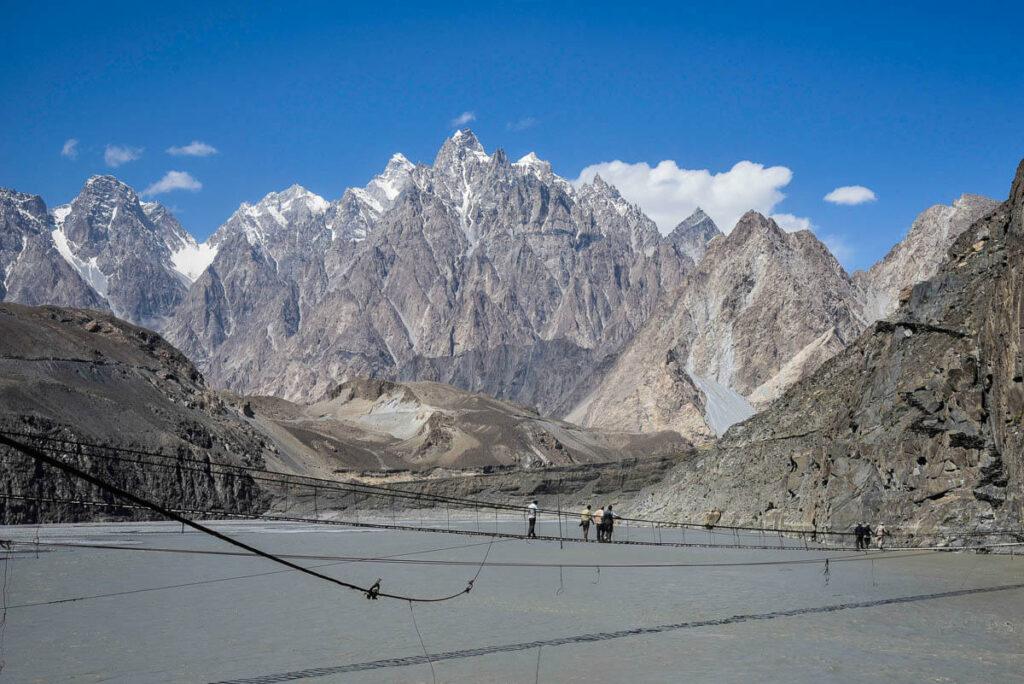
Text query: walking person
526 499 538 538
580 504 592 541
854 522 865 550
875 523 888 550
594 506 606 542
863 523 873 550
602 505 616 543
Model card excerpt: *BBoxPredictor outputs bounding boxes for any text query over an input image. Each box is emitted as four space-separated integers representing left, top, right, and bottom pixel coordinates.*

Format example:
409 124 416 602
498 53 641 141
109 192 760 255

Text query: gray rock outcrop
855 193 999 321
53 176 195 328
0 189 108 310
662 208 722 264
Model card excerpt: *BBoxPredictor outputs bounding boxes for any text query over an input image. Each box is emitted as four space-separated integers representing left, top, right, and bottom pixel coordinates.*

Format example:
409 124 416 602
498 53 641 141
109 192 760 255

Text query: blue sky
1 1 1021 270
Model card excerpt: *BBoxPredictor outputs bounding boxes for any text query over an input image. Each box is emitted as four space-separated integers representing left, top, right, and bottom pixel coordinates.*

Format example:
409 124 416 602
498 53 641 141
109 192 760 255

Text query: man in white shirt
526 499 538 538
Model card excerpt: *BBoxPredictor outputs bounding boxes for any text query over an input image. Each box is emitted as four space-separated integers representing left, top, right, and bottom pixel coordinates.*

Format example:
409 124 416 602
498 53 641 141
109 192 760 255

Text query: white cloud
104 144 143 167
575 159 793 233
61 138 79 160
143 171 202 196
824 185 876 205
167 140 218 157
507 116 538 131
770 213 815 232
450 111 476 127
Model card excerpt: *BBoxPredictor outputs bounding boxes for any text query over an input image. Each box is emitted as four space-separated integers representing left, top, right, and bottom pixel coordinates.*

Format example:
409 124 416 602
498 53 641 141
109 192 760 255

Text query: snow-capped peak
579 173 630 213
246 185 329 222
83 174 138 201
214 184 330 248
277 184 329 212
354 153 415 213
385 152 414 172
450 128 479 146
514 151 552 175
435 129 491 168
345 153 416 217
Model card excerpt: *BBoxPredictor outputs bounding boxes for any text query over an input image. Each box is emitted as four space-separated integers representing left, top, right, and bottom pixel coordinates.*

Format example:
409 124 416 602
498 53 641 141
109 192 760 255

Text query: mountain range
0 131 999 441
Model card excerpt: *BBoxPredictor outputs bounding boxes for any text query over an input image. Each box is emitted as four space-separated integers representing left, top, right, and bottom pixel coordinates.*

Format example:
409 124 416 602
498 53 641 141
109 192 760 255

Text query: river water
1 518 1022 682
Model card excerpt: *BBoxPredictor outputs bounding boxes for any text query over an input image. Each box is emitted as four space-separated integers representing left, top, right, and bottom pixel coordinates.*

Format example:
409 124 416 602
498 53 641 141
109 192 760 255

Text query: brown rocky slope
247 377 688 478
0 303 275 523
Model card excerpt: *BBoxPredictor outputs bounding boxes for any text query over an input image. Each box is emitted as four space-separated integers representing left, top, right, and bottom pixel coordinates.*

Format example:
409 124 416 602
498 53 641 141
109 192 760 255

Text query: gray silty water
1 519 1022 683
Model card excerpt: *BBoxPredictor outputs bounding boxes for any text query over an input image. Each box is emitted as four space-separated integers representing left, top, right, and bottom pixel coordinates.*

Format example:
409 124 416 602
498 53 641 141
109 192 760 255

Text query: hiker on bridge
580 504 593 541
525 499 538 538
601 505 617 542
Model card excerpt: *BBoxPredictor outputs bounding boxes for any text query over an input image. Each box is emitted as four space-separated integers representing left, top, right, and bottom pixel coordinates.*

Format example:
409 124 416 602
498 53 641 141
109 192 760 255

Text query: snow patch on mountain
259 186 329 218
223 185 329 247
355 153 415 213
170 240 219 282
52 204 71 228
3 236 26 289
687 369 755 436
349 188 384 214
51 227 109 299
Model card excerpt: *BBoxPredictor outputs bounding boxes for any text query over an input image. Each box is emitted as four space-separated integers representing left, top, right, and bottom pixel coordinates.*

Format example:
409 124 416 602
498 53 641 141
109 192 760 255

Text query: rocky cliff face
662 208 722 264
856 194 999 321
53 176 195 328
0 189 108 310
633 160 1024 539
568 212 866 440
166 130 690 417
0 303 274 524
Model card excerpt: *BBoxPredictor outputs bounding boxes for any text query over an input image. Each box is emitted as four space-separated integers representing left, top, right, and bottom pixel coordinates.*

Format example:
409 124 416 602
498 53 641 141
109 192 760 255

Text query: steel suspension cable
0 434 484 604
1 538 505 611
